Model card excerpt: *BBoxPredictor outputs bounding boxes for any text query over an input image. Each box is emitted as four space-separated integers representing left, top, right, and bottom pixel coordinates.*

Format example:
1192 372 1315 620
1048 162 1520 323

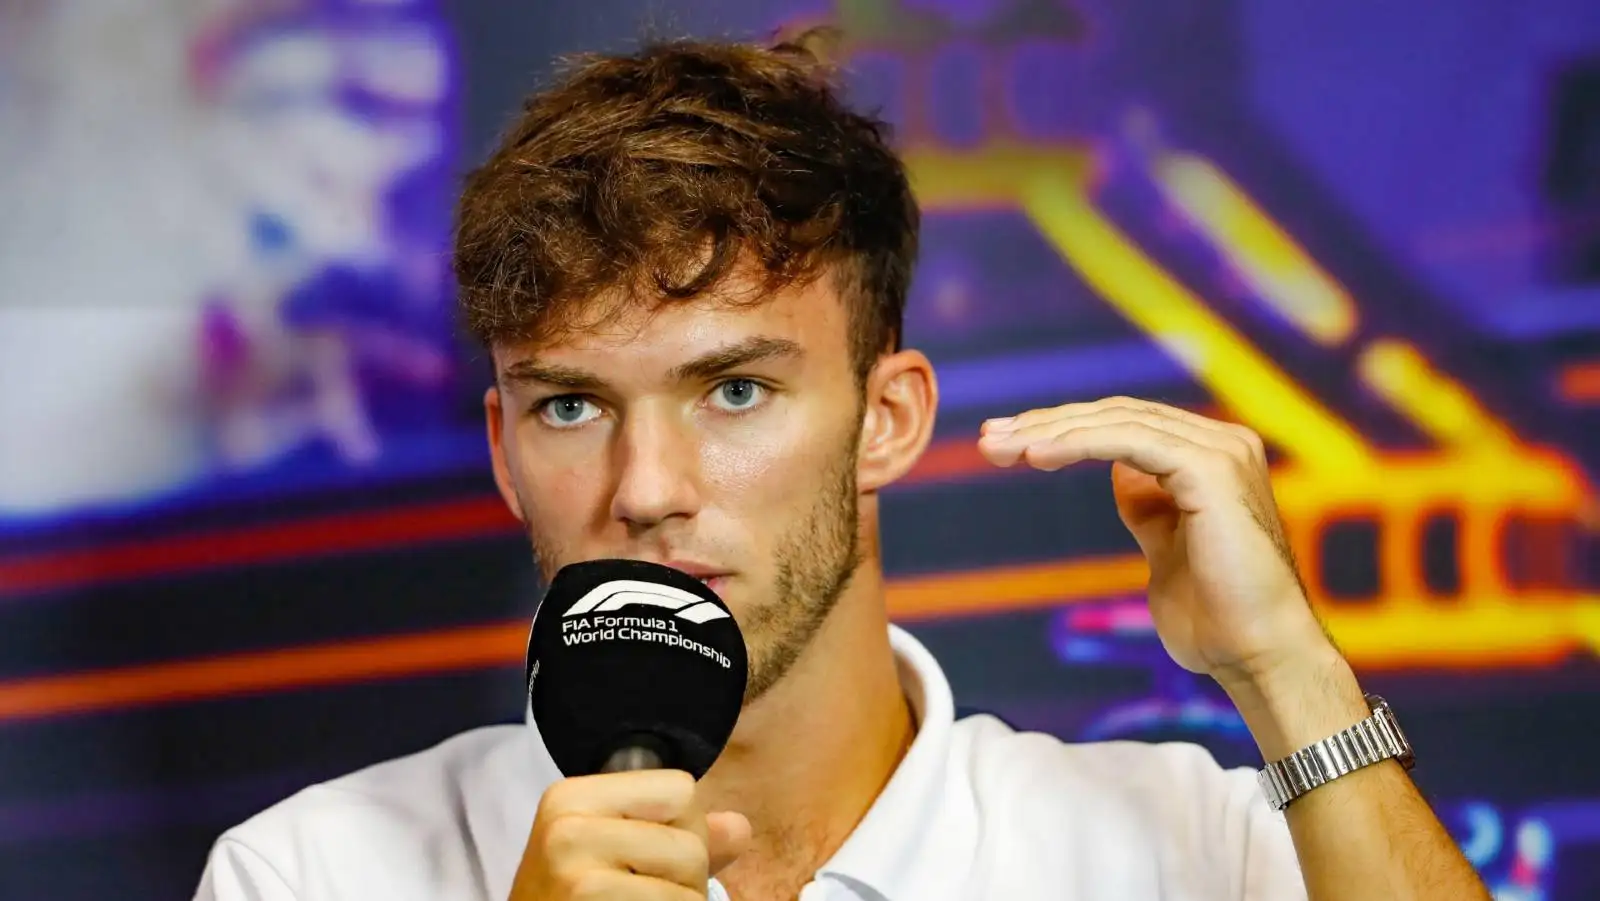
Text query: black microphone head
526 559 748 779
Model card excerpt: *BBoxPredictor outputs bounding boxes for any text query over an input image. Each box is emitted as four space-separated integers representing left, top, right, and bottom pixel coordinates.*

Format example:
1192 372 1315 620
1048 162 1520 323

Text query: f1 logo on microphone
562 580 730 624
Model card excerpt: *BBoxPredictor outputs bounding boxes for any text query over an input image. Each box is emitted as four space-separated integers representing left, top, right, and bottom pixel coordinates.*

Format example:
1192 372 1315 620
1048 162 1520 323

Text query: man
196 31 1491 901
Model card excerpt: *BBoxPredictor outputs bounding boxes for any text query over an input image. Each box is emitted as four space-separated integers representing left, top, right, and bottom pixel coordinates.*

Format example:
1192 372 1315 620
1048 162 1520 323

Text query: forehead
500 269 852 374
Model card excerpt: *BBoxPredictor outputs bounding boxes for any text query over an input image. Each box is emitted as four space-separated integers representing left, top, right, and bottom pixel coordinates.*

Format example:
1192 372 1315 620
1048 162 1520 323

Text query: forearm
1221 648 1491 901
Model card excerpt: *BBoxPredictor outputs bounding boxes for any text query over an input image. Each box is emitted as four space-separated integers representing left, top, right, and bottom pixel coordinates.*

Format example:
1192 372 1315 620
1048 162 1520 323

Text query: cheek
508 418 611 513
516 454 603 534
700 404 842 508
700 430 787 495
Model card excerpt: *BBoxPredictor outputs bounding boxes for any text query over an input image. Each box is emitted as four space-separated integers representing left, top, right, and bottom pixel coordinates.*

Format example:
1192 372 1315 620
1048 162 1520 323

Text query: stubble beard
738 430 862 705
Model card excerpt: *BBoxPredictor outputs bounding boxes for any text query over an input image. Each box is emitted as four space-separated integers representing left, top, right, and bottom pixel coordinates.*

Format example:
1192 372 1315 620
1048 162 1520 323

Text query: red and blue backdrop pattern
0 1 1597 898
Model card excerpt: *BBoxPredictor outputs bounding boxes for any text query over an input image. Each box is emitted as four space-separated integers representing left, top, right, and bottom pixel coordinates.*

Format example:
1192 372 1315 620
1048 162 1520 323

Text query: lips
662 562 731 595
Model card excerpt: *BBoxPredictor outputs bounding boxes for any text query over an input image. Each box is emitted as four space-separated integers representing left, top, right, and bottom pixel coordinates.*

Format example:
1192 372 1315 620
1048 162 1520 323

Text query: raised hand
978 396 1333 687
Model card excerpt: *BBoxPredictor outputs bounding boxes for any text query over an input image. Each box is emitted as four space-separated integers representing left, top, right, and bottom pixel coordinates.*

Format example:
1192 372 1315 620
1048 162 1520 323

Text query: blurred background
1 0 1598 898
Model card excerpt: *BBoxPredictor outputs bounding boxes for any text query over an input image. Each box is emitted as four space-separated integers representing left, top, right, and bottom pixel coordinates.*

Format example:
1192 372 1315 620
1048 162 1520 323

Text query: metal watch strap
1257 694 1415 812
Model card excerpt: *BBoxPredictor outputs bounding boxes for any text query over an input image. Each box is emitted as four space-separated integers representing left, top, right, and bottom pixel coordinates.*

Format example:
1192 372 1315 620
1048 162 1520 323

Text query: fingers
516 772 747 901
546 816 710 887
978 398 1266 508
985 396 1242 439
989 419 1203 484
538 770 699 826
564 869 708 901
706 811 752 875
981 406 1247 469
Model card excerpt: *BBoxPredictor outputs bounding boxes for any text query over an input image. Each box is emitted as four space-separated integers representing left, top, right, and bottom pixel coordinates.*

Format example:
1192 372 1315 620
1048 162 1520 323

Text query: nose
608 406 703 531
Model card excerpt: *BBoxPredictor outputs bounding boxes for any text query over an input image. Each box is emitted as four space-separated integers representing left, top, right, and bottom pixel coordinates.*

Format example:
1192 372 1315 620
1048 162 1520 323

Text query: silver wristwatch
1257 694 1414 812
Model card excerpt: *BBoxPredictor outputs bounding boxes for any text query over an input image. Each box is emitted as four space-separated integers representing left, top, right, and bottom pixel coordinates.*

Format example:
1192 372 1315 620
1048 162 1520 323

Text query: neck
701 562 914 895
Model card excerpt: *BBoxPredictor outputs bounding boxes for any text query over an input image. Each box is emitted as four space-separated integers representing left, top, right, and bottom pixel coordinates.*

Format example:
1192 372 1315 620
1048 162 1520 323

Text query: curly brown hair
453 29 919 382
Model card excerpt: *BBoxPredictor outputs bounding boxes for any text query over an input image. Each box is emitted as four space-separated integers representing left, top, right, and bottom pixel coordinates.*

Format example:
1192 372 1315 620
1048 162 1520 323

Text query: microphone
525 559 748 778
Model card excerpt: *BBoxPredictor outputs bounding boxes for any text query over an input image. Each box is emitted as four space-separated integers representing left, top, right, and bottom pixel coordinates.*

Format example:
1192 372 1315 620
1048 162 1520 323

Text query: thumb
1110 461 1177 556
706 810 752 875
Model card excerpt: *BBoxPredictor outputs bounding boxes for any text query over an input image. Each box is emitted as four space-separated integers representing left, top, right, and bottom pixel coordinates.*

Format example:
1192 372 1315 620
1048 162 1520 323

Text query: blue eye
711 379 765 412
539 396 600 428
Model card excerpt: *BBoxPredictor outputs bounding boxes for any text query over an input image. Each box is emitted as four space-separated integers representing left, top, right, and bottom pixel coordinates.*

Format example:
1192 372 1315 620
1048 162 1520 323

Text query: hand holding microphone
510 560 751 900
510 769 750 900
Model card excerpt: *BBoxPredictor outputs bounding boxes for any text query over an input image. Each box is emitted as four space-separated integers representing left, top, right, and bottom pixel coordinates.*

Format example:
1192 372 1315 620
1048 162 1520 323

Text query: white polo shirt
195 626 1307 900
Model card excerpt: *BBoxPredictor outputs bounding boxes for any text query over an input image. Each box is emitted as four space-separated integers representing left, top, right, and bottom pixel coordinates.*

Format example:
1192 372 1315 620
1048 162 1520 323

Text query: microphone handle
598 731 674 773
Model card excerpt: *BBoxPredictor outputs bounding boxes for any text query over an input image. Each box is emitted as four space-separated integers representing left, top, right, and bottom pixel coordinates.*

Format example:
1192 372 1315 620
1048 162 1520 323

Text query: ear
857 349 938 492
483 383 527 523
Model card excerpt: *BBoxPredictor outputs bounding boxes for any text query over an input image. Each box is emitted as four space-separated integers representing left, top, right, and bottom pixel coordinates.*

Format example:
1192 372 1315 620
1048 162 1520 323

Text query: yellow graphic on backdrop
902 140 1599 666
819 0 1600 667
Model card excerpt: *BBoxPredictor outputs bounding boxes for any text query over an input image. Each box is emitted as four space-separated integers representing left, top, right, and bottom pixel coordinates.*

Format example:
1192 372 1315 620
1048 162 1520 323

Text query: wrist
1217 640 1369 761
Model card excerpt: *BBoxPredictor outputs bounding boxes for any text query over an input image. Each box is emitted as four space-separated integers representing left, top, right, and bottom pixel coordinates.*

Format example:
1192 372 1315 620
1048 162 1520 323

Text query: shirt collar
812 624 978 900
523 625 978 900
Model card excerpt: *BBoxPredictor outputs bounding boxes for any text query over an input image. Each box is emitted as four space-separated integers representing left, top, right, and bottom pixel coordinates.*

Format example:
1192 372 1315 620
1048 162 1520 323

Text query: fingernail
983 417 1015 432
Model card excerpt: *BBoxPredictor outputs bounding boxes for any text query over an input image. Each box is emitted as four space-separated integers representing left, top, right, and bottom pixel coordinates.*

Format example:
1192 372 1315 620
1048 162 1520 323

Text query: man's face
488 271 867 704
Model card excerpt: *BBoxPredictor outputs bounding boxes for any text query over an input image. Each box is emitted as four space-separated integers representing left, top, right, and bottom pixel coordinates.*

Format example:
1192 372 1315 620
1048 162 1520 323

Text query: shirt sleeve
1221 765 1307 901
194 838 298 901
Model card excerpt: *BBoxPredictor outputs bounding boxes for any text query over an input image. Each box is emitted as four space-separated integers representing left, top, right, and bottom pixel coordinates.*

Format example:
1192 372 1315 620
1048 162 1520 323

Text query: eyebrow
669 335 804 382
498 360 607 392
499 335 804 392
